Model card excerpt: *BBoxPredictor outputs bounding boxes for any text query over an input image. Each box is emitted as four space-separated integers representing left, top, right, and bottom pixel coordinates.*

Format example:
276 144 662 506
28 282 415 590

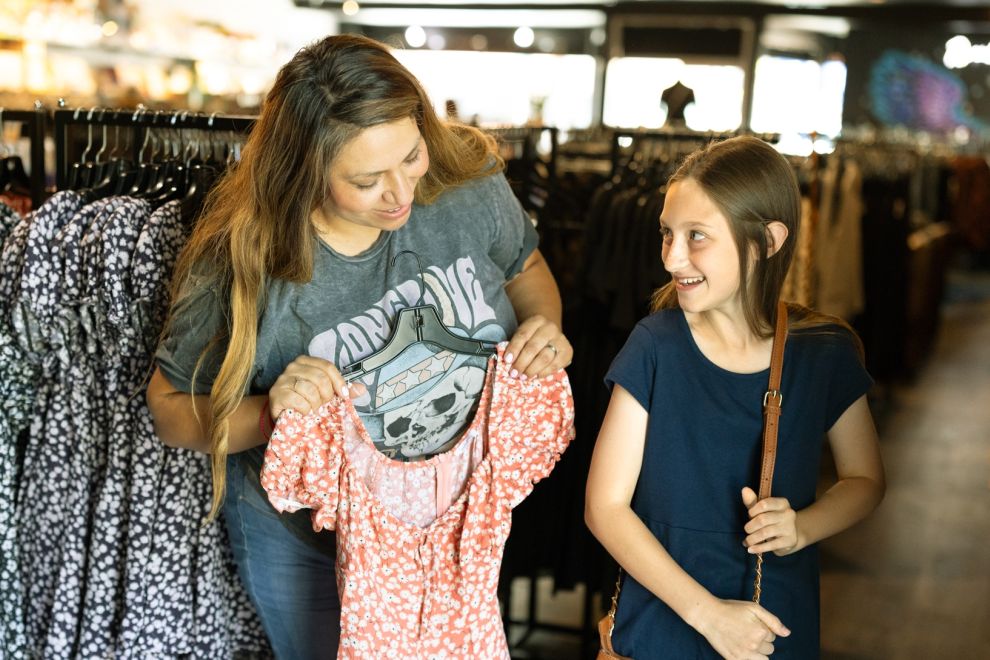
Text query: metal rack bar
53 108 256 191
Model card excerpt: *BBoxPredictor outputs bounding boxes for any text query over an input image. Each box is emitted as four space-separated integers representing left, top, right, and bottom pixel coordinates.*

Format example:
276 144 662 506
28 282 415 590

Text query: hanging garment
262 344 575 659
4 191 268 658
816 157 866 321
0 199 34 660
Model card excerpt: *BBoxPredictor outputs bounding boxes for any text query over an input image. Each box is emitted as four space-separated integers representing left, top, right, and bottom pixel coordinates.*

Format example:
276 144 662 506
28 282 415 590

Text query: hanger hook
391 249 427 307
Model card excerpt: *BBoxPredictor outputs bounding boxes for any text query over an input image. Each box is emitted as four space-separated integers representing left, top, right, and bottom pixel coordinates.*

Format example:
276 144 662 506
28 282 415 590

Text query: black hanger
341 250 497 382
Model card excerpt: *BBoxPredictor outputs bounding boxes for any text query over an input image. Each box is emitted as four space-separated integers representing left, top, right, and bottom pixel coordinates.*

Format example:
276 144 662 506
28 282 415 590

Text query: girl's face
660 178 746 317
319 116 430 237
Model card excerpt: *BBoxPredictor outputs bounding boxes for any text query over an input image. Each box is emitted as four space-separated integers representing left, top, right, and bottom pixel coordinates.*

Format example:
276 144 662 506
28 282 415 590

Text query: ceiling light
405 25 426 48
513 26 535 49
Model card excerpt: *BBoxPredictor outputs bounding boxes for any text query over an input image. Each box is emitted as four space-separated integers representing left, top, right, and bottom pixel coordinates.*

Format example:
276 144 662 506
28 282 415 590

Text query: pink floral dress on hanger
261 344 575 659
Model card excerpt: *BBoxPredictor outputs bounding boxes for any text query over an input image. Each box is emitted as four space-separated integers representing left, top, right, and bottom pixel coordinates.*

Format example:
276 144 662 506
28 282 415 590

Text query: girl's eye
354 181 377 190
404 149 421 164
689 230 706 241
659 226 672 243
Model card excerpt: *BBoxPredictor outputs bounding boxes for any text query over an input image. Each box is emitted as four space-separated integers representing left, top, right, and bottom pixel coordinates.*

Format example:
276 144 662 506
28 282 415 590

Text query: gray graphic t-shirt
156 170 537 551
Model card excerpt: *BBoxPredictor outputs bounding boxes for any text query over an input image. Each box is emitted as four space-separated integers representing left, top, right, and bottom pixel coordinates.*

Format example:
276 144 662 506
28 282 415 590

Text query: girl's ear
765 220 789 257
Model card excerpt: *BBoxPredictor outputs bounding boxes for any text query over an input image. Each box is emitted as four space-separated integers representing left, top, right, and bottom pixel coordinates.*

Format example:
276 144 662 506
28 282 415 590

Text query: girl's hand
741 487 800 556
504 315 572 379
269 356 366 420
698 599 790 660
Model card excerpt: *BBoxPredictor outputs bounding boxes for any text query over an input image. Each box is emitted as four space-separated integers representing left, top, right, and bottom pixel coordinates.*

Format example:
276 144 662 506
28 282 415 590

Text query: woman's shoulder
431 164 507 205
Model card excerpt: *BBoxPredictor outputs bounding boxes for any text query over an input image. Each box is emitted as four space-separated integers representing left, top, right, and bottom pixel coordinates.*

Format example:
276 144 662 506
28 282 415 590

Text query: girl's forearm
585 502 717 631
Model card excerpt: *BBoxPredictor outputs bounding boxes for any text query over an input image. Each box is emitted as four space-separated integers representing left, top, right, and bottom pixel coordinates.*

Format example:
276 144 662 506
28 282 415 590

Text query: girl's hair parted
164 34 503 518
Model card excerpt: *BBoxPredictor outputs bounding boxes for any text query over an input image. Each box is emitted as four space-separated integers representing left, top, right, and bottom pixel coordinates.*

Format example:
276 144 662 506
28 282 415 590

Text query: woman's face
319 116 430 237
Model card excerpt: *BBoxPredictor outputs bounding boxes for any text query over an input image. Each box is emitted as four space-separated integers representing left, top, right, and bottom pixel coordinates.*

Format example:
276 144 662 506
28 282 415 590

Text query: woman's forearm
146 367 269 454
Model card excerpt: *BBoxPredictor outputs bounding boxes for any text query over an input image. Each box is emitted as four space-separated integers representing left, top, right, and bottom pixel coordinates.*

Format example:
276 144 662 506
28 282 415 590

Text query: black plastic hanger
341 250 497 382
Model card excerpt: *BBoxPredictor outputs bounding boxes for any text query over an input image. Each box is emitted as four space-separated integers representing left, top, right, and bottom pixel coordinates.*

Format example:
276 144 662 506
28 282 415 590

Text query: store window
751 55 846 138
603 57 745 131
394 49 597 129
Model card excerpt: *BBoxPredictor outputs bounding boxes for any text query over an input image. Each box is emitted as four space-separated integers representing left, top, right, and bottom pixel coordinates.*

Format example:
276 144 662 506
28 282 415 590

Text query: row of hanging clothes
0 107 270 659
791 136 957 384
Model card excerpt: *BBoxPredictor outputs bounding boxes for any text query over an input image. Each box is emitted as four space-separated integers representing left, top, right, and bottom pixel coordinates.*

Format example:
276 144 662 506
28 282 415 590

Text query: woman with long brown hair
146 34 571 658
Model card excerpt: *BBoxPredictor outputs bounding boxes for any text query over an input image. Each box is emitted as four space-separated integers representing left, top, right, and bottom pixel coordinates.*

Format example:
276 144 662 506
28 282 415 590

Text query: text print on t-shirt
308 256 506 460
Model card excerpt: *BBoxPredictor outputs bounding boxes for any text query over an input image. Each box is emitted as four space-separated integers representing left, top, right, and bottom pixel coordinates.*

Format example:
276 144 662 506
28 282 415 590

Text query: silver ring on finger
544 342 558 358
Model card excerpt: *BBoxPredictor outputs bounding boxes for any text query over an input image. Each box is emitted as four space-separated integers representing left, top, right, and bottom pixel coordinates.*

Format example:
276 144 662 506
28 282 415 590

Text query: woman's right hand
268 356 366 420
697 598 790 659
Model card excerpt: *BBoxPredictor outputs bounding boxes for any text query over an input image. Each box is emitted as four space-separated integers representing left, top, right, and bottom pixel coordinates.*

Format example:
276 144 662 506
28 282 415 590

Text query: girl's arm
503 248 573 377
743 394 886 555
586 385 789 659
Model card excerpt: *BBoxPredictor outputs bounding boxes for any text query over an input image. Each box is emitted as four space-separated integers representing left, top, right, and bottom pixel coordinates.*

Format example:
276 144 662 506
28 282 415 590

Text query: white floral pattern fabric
1 194 269 658
261 344 575 659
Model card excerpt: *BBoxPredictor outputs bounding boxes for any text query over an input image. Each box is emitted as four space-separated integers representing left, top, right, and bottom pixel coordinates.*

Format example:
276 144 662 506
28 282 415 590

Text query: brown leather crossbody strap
758 300 788 501
753 300 788 604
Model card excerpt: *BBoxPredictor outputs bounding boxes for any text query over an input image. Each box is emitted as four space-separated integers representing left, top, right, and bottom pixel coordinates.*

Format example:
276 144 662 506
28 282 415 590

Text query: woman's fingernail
510 369 518 379
505 353 514 364
520 374 528 381
341 385 350 397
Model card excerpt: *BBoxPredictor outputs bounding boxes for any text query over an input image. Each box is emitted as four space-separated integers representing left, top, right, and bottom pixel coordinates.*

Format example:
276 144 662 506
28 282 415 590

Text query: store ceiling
314 1 990 6
305 1 990 22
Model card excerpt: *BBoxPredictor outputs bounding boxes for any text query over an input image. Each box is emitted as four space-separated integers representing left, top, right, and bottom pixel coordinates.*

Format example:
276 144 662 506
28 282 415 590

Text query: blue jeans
224 456 341 659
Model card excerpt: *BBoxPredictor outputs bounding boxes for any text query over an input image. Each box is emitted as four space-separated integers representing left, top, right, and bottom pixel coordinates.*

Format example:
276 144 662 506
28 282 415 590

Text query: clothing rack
488 125 559 180
53 108 256 191
1 106 48 209
609 128 780 175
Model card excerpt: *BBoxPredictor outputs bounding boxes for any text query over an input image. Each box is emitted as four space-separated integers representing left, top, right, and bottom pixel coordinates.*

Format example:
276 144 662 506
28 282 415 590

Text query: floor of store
505 267 990 660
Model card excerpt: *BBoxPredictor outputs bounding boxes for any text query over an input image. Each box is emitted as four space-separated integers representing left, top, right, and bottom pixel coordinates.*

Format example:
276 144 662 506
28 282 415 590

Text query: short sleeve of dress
603 321 658 412
482 172 539 280
260 406 343 532
493 369 575 509
823 329 874 431
155 272 226 394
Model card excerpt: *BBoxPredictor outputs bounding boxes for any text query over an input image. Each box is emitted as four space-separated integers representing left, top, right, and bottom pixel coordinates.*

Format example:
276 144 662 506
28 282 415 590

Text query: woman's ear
764 220 789 257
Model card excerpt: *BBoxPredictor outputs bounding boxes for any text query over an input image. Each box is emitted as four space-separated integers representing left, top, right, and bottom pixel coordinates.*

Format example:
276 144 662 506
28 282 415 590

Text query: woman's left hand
741 487 801 557
504 315 572 379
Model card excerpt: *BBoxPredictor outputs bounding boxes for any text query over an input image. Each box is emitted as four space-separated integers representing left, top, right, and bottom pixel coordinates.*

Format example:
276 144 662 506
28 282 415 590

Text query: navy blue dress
604 309 872 659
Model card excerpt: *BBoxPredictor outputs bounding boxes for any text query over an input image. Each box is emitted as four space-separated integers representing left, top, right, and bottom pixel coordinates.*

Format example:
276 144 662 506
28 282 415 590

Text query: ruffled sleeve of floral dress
260 403 345 532
492 366 576 509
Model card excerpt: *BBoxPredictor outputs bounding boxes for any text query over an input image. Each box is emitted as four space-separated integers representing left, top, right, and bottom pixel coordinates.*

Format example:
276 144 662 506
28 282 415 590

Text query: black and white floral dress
6 193 269 658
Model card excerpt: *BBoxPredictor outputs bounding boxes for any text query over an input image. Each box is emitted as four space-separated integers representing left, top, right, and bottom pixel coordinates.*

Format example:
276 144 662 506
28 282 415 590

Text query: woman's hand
504 314 572 378
269 356 366 420
741 487 800 556
696 598 789 660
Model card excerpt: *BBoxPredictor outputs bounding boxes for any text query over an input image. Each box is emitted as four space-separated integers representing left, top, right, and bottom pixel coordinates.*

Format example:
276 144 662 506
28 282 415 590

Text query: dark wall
842 26 990 133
